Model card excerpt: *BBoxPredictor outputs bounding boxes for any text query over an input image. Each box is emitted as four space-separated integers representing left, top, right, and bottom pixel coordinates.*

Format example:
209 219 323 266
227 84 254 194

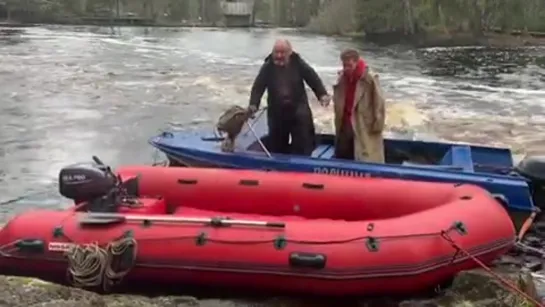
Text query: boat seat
312 144 335 159
439 145 475 172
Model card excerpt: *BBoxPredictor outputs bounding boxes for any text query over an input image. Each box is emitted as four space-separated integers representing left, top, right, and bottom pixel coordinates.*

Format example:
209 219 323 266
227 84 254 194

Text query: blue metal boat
149 109 545 213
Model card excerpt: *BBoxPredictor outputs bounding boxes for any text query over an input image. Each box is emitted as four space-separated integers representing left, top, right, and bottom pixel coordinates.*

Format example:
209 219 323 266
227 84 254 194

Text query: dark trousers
335 121 354 160
267 107 315 156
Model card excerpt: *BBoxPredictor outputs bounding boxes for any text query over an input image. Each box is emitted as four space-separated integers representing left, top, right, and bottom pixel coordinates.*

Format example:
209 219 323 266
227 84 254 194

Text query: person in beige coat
331 49 385 163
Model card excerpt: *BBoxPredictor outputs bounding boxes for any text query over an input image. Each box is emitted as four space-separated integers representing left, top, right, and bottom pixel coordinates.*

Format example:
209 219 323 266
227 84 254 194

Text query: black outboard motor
515 155 545 209
59 163 117 202
59 156 119 212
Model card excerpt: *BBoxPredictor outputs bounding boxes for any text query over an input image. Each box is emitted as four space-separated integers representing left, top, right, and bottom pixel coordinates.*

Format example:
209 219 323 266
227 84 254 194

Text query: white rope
66 243 108 288
65 236 137 291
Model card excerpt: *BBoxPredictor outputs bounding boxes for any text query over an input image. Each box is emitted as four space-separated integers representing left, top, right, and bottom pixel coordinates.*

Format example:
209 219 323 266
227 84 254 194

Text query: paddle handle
84 213 286 229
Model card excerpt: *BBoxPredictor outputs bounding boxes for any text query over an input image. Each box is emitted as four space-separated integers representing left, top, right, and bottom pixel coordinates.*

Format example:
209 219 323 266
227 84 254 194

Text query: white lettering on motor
61 174 87 182
313 167 370 178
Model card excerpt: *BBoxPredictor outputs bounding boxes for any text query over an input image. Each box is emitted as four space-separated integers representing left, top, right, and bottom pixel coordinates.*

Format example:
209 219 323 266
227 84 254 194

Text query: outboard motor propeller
59 156 120 212
515 155 545 209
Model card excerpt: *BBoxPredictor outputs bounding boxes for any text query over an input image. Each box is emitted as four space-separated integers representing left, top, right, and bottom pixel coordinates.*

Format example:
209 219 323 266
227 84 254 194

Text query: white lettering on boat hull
48 242 74 252
313 167 371 178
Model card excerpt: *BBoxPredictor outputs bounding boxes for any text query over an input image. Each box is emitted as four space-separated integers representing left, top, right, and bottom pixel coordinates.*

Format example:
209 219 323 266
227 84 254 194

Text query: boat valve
365 237 380 252
452 221 468 236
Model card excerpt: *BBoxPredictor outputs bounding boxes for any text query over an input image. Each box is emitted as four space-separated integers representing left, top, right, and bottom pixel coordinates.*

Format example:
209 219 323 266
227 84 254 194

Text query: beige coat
332 69 385 163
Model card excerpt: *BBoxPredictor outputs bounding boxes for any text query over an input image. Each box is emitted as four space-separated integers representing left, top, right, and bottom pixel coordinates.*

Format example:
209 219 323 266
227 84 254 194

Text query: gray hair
272 39 292 52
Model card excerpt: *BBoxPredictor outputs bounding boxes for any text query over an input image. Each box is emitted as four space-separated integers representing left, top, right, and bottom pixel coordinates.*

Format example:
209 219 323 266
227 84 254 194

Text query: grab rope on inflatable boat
65 235 137 291
441 231 544 307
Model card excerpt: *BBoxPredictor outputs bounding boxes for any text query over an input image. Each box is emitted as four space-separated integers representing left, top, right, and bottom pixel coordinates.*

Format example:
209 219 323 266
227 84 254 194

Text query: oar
79 212 285 229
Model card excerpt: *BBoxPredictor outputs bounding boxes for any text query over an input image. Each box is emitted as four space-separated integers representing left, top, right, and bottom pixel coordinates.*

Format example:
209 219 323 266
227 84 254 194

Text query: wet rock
426 269 540 307
524 259 543 272
397 300 439 307
516 242 545 258
0 275 201 307
507 246 524 256
0 269 541 307
519 255 545 272
493 254 523 266
522 235 543 248
531 221 545 236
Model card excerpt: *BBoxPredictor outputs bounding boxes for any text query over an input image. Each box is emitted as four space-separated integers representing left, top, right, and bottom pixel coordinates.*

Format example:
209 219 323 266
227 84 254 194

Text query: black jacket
248 52 328 117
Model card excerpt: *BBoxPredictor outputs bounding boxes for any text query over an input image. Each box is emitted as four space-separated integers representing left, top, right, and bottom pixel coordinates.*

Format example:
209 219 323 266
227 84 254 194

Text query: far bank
303 25 545 48
3 19 545 49
351 29 545 48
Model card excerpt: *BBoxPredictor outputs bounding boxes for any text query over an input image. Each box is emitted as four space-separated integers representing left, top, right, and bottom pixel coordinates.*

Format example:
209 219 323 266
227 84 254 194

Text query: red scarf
343 59 366 128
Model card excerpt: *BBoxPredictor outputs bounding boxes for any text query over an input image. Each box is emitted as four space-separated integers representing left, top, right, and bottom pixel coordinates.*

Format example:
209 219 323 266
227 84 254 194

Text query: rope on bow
65 235 137 292
441 231 544 307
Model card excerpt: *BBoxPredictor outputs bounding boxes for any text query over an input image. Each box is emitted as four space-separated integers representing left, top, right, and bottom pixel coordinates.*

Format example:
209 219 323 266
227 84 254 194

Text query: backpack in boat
216 105 252 152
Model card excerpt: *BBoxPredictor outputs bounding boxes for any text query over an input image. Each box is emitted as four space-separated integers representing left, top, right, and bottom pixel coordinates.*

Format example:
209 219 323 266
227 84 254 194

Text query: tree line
0 0 320 25
308 0 545 36
2 0 545 36
0 0 223 23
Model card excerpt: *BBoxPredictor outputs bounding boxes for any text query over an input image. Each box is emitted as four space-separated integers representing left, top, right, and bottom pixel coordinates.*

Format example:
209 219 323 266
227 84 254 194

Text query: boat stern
148 131 225 167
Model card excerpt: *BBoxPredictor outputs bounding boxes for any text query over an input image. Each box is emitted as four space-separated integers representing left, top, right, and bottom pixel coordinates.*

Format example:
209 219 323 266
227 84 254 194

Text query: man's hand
247 105 258 118
319 94 331 107
247 105 257 114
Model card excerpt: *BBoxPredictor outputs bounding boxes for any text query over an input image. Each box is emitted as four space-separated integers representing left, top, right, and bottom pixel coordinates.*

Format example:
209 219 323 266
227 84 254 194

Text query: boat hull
0 166 516 296
156 144 535 212
148 114 537 212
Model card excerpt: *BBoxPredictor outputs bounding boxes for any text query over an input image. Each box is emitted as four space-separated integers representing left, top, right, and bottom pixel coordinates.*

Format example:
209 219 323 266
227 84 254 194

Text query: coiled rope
65 236 137 291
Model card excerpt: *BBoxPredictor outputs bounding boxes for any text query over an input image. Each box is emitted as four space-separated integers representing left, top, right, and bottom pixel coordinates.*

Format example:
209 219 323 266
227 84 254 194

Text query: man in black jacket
248 39 330 156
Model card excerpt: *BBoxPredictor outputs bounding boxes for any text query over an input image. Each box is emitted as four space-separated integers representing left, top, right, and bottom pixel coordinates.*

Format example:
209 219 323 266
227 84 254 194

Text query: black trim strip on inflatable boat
135 237 514 278
3 237 514 280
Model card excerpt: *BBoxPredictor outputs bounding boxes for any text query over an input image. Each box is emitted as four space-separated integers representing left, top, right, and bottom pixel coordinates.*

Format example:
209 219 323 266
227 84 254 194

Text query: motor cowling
59 162 117 203
515 155 545 208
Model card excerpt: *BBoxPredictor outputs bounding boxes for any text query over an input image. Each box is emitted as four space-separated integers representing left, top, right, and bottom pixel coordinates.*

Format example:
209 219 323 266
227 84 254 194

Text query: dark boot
334 122 354 160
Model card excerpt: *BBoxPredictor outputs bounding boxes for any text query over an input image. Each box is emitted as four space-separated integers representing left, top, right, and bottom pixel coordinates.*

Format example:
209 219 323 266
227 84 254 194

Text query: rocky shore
0 260 541 307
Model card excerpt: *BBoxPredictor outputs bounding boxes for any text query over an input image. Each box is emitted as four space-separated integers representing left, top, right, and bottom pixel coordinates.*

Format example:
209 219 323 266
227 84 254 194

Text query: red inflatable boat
0 159 515 296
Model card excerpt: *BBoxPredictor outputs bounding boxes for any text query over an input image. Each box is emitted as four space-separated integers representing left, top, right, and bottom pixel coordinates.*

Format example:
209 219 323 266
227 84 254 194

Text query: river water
0 25 544 302
1 25 545 216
